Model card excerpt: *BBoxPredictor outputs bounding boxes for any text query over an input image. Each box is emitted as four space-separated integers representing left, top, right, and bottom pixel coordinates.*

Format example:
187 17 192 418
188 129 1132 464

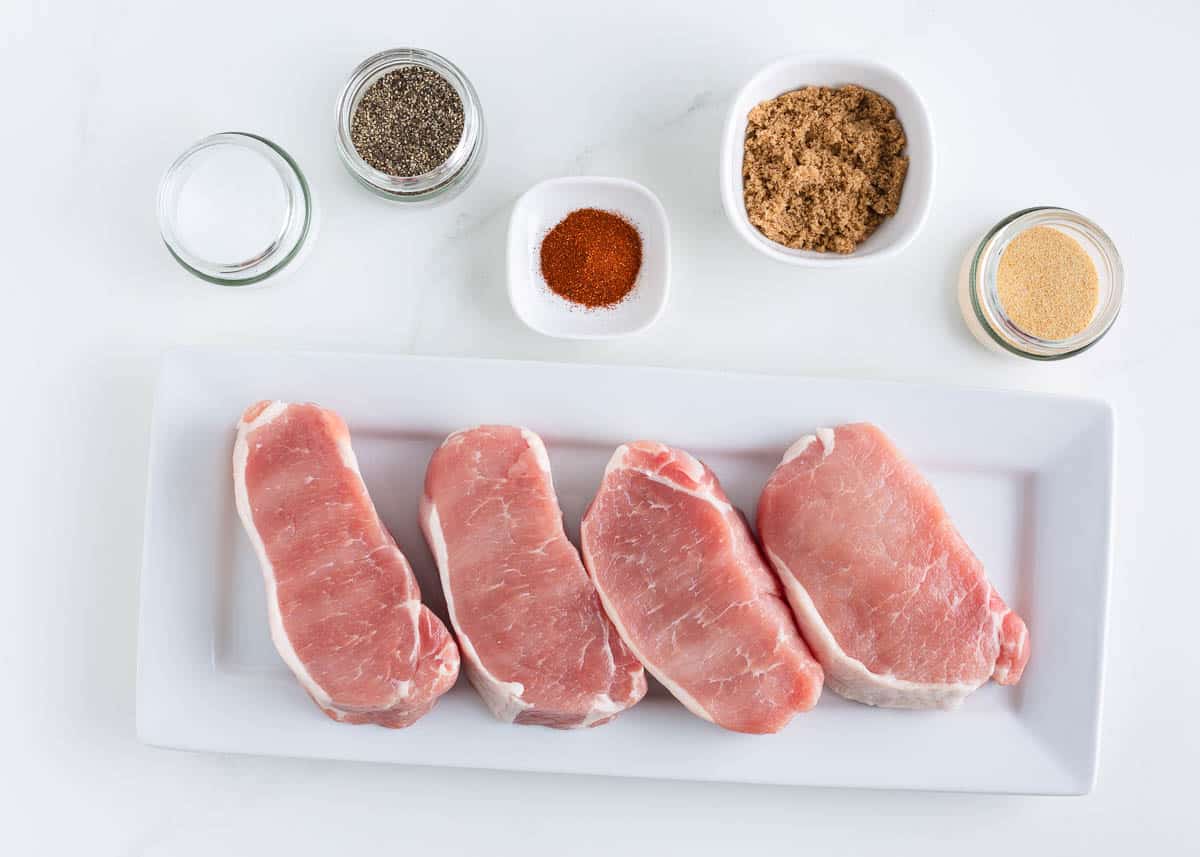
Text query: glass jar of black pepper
336 48 485 203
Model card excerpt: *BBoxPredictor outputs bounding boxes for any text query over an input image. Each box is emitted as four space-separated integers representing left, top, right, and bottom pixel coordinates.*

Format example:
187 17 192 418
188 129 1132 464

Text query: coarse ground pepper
539 209 642 308
350 66 464 177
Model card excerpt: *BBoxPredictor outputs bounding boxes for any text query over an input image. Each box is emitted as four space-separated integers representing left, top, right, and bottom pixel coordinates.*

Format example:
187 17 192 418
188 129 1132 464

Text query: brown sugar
996 226 1099 340
742 85 908 253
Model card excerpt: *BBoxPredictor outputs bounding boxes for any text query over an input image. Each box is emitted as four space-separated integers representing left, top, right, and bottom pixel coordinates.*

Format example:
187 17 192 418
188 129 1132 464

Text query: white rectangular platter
137 348 1114 794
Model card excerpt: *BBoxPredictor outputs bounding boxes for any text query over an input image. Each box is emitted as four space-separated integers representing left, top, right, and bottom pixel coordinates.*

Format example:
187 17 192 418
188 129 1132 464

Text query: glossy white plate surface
137 348 1113 794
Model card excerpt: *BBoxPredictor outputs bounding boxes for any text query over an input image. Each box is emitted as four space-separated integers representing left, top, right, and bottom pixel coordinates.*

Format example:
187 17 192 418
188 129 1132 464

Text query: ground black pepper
539 209 642 308
350 66 465 177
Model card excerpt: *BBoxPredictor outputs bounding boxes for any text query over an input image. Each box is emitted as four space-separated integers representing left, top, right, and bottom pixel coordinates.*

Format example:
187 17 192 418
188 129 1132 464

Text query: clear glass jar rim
335 48 484 201
157 132 313 286
968 207 1123 361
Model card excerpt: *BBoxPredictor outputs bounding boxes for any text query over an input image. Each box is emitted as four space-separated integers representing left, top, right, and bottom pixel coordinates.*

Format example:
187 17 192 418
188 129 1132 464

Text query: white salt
173 143 288 266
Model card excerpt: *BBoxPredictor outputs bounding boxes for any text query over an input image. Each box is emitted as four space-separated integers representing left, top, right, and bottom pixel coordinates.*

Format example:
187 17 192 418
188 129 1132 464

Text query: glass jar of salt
157 133 315 286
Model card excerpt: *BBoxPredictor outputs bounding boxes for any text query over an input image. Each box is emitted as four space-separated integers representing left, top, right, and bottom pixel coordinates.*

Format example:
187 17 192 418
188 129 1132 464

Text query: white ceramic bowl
507 176 671 339
720 56 935 266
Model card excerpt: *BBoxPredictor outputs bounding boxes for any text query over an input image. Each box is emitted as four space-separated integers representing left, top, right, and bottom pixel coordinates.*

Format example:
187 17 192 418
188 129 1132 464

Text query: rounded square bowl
507 176 671 339
719 56 935 266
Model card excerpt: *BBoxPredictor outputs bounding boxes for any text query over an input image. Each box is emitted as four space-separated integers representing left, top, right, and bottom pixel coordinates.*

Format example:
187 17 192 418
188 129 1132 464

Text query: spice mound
742 84 908 253
997 226 1099 341
351 66 464 177
539 209 642 309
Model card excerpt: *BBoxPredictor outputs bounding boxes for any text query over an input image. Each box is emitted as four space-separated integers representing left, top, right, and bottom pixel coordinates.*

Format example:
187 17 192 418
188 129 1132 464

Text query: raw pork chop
233 401 459 728
420 426 646 728
581 442 823 734
757 423 1031 709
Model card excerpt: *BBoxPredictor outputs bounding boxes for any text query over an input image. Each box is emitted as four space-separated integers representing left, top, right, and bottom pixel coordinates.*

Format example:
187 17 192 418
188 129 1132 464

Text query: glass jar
335 48 486 203
958 207 1123 360
157 132 315 287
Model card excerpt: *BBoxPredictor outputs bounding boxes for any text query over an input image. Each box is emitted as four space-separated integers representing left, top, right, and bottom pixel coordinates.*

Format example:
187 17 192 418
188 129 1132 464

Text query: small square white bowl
720 56 935 266
507 176 671 339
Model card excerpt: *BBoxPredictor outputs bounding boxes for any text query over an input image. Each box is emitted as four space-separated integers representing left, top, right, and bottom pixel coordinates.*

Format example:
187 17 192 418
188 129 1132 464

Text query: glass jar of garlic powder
959 208 1123 359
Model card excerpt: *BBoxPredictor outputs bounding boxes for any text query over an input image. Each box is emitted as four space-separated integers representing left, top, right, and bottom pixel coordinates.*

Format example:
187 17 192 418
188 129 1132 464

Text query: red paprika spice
539 208 642 308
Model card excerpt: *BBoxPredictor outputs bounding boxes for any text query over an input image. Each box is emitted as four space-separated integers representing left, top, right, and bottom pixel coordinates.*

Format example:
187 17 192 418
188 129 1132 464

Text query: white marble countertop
3 0 1196 852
